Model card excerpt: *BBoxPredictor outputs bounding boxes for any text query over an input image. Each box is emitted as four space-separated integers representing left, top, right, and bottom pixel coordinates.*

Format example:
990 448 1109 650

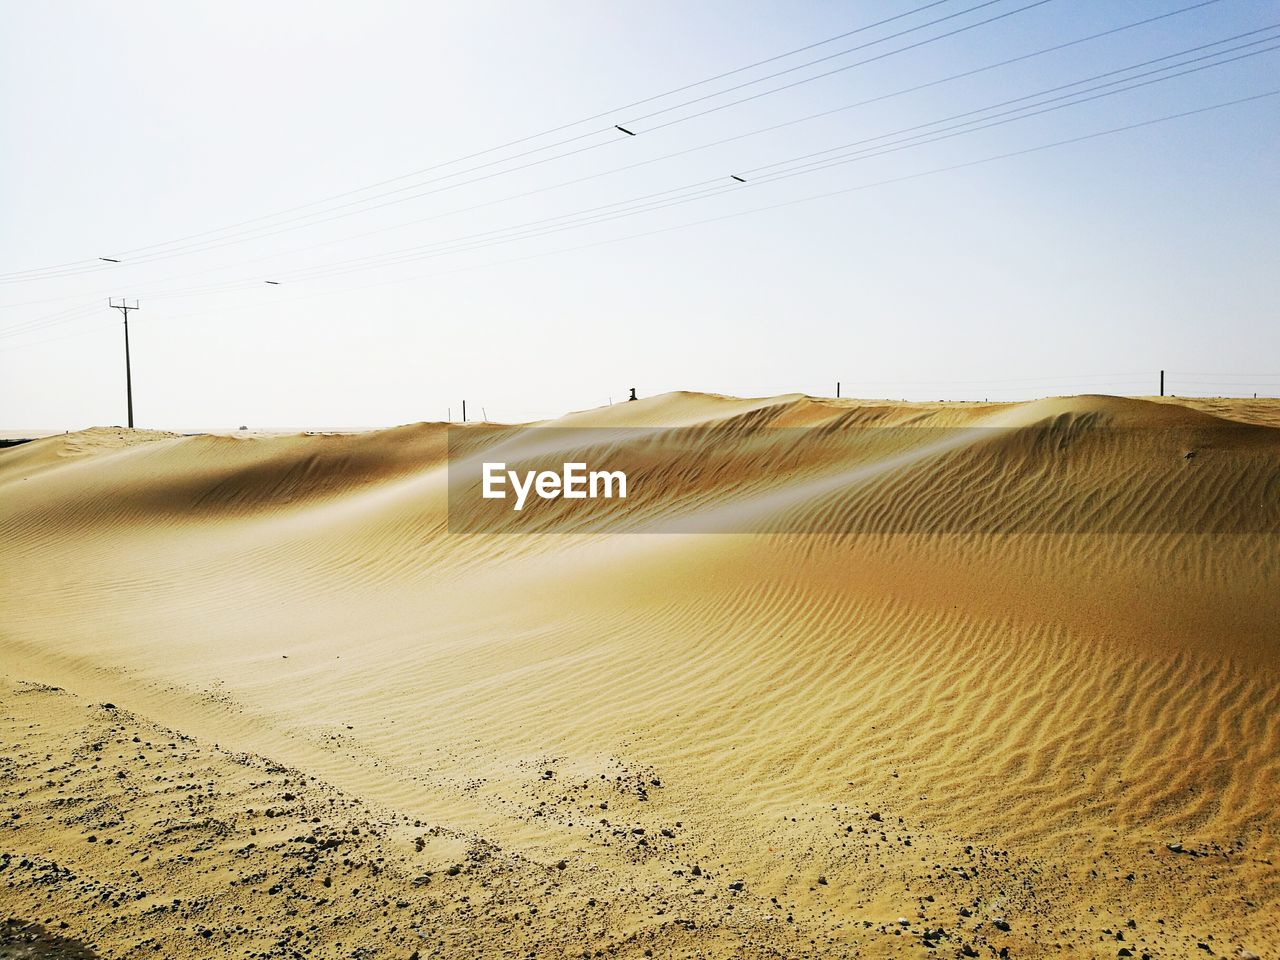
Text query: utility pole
462 400 467 422
837 381 841 399
1160 369 1165 397
109 298 140 427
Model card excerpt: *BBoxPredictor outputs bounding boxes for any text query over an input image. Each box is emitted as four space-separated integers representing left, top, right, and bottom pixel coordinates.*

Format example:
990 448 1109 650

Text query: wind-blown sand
1 393 1276 958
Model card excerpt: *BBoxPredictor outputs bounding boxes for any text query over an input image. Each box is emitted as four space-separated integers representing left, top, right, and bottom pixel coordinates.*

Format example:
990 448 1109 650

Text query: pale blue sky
2 0 1278 428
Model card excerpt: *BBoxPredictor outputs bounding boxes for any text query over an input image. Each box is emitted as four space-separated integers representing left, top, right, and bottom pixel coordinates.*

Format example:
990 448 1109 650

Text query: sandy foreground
0 392 1276 959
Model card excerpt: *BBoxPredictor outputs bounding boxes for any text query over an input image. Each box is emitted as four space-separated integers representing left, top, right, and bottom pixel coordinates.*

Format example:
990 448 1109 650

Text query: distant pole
837 381 841 398
108 298 140 427
462 400 467 422
1160 370 1164 397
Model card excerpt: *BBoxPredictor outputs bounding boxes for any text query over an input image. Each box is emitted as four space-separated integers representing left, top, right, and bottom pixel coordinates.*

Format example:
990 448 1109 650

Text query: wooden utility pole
462 400 467 422
1160 370 1165 397
837 381 841 398
108 299 140 427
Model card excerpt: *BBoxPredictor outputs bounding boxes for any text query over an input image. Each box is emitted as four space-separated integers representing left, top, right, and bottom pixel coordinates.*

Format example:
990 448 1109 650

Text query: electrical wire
3 86 1272 346
0 0 1058 283
54 3 1250 298
232 45 1280 286
131 89 1273 327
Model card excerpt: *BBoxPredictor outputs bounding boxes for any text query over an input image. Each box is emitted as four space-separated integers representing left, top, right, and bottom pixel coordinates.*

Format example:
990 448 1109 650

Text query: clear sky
2 0 1278 429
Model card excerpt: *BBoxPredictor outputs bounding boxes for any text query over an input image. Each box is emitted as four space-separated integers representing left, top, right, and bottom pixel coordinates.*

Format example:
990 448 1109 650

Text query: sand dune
1 393 1277 958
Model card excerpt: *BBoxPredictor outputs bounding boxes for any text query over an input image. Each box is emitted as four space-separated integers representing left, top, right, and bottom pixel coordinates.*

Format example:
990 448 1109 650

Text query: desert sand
1 392 1276 959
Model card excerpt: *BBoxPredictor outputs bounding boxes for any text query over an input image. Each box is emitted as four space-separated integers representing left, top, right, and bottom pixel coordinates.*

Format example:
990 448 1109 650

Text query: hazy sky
3 0 1278 428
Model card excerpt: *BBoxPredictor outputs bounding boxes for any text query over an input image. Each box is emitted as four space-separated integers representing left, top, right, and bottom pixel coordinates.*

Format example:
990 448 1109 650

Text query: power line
630 1 1062 135
0 301 102 339
118 2 1248 293
0 0 966 280
97 0 957 253
64 0 1261 288
739 31 1280 176
1167 371 1280 377
224 37 1274 289
828 374 1152 385
4 0 1227 314
136 42 1258 292
620 0 1037 129
0 323 110 352
708 44 1280 187
4 88 1273 347
130 1 1053 264
233 44 1280 287
0 0 1057 283
131 90 1271 324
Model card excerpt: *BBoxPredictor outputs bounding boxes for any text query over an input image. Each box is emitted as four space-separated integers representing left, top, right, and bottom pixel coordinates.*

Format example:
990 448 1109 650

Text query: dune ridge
1 393 1277 958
